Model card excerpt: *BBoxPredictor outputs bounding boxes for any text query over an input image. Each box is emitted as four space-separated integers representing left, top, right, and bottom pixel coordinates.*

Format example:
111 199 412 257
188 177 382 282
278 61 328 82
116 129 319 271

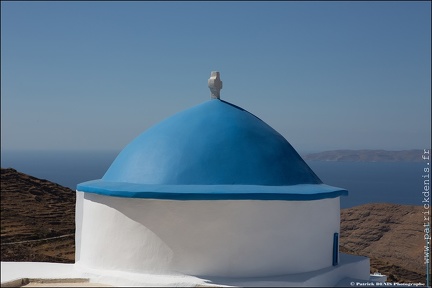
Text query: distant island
302 149 426 162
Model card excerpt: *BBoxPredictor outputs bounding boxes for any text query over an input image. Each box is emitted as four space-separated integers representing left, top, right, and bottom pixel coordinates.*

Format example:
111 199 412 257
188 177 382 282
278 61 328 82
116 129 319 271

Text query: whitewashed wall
75 191 340 277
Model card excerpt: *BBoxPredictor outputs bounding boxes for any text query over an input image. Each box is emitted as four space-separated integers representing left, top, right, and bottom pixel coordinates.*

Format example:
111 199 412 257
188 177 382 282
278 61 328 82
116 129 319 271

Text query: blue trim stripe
77 180 348 201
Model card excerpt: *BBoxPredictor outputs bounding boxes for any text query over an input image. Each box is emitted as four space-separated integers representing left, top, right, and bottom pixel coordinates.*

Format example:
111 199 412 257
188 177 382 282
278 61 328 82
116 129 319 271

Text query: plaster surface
77 181 348 200
0 262 82 284
76 192 341 277
1 254 371 287
78 99 348 200
208 71 223 99
101 99 322 186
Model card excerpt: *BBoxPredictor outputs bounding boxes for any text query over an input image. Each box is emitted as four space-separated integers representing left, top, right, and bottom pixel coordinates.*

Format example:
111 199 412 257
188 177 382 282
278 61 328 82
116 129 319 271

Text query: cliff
340 203 427 283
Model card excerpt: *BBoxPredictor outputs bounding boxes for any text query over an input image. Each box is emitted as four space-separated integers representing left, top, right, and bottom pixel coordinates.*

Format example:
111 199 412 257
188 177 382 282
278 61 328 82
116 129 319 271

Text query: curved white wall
75 191 340 277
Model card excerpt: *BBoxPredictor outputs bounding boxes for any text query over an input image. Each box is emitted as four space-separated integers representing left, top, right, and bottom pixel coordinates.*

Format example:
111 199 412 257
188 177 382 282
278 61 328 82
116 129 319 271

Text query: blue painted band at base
77 180 348 201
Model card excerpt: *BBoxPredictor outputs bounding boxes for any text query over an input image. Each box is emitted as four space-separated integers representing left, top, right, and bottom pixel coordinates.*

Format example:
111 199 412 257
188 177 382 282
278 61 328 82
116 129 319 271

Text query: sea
0 150 427 209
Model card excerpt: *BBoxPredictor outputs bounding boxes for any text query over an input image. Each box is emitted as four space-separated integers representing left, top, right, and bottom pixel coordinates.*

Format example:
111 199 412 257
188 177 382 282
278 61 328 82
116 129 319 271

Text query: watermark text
422 149 430 286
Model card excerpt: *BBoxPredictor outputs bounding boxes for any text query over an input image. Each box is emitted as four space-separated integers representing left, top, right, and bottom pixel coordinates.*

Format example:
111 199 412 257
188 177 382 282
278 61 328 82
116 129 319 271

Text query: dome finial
208 71 223 99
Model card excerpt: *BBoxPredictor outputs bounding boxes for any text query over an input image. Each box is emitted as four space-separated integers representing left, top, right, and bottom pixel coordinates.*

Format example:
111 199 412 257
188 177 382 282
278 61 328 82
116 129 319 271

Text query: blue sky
1 1 431 153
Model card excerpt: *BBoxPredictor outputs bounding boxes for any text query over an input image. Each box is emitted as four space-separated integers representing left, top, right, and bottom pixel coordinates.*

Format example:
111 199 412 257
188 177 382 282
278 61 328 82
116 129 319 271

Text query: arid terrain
1 168 75 263
1 168 428 283
340 203 427 283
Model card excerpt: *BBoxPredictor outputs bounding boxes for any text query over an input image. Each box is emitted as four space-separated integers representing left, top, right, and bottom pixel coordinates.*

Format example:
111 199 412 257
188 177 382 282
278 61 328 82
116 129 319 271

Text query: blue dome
104 99 321 185
78 99 348 200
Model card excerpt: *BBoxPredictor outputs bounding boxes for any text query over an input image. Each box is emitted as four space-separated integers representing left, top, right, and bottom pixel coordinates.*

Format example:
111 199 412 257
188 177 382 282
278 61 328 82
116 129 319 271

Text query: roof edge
77 180 348 201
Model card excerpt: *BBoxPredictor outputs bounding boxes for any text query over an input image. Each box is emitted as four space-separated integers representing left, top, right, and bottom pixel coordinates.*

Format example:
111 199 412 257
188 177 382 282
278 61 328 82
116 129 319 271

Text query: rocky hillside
1 168 75 263
0 168 427 283
340 203 427 283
